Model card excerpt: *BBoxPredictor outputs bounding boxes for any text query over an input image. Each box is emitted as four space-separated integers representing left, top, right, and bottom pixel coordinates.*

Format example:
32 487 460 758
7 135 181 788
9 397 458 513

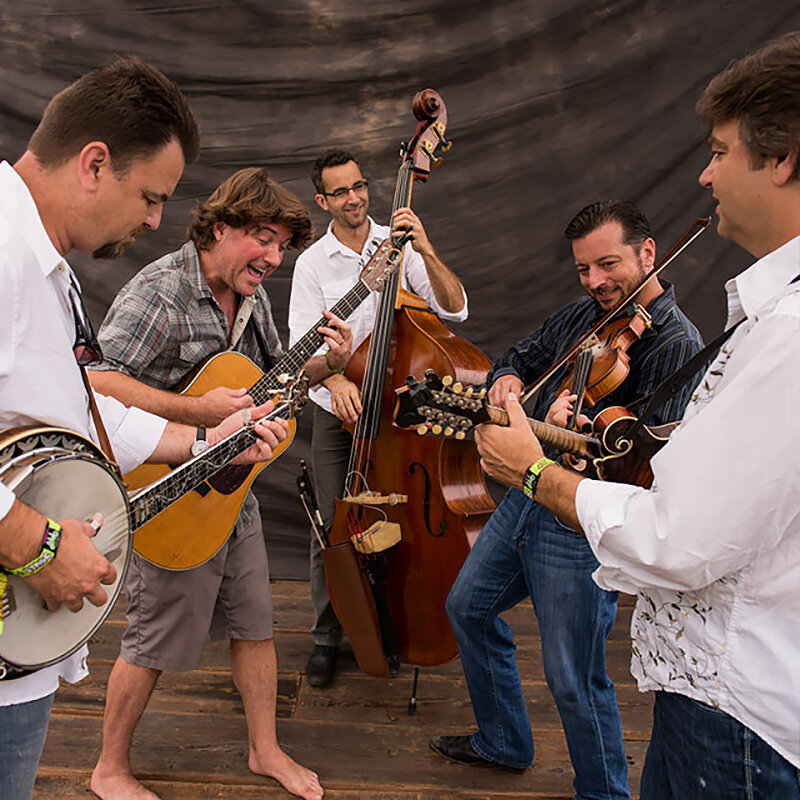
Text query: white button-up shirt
288 217 468 413
576 235 800 768
0 161 166 705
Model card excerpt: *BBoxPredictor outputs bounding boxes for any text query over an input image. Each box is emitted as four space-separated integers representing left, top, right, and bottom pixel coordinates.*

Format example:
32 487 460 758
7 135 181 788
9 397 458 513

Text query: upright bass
324 90 495 676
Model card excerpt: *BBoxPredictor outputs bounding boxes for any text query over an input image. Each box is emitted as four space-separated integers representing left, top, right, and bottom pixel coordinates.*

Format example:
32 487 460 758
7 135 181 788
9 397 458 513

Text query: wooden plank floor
35 581 651 799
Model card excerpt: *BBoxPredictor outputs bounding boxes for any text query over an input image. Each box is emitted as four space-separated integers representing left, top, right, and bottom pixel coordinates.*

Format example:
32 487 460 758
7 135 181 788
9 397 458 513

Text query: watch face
191 439 210 457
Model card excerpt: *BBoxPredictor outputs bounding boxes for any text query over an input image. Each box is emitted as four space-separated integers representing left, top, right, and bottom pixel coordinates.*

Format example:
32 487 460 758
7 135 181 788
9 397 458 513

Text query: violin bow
519 216 711 405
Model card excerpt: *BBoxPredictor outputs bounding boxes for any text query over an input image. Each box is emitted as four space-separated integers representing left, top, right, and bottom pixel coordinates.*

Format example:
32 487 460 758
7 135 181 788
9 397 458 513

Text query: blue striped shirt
486 281 704 427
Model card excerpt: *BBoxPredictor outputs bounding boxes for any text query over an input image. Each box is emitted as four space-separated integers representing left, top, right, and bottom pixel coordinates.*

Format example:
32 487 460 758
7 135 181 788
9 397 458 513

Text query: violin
520 217 711 408
557 303 652 431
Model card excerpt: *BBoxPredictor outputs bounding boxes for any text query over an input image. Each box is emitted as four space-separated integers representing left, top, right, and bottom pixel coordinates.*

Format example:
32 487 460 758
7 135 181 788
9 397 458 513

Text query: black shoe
305 644 338 687
429 735 527 773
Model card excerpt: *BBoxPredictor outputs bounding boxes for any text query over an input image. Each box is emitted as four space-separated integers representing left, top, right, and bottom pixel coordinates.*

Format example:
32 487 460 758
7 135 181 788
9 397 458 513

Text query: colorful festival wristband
7 518 62 577
522 457 557 500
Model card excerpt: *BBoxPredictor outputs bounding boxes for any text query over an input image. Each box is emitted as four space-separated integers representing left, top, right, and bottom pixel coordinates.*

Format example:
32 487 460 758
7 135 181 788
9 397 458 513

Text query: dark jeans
308 404 350 647
642 691 800 799
0 692 55 800
447 489 629 798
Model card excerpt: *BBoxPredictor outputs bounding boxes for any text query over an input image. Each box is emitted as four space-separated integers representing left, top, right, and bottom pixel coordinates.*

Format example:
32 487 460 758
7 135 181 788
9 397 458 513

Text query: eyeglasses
68 279 103 367
323 179 369 199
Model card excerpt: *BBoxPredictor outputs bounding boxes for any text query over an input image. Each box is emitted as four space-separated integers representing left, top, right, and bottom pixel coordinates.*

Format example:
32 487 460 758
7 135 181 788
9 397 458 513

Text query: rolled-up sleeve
96 394 167 474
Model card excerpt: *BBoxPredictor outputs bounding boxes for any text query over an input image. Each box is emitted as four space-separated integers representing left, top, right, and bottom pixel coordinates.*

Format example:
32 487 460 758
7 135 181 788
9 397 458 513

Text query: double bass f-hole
408 461 448 538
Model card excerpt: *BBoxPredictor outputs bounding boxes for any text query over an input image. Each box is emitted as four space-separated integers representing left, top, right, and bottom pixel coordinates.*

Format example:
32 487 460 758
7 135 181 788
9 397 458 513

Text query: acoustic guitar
126 239 403 570
0 378 306 679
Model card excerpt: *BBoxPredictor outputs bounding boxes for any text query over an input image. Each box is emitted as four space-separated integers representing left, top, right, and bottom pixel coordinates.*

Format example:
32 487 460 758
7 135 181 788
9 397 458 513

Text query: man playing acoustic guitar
88 168 352 800
430 201 703 800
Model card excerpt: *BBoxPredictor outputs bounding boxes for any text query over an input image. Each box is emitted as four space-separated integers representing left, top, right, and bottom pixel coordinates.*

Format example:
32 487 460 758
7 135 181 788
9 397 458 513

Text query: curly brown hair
697 31 800 180
188 167 313 251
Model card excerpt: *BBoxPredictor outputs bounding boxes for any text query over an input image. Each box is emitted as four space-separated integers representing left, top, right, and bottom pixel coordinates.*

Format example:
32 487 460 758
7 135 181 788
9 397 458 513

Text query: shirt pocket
178 339 218 371
322 278 360 310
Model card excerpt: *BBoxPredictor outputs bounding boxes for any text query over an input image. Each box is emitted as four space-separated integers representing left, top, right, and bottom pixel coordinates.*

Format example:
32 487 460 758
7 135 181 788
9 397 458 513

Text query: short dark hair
28 55 199 175
310 149 360 194
188 167 313 251
564 200 653 249
697 31 800 180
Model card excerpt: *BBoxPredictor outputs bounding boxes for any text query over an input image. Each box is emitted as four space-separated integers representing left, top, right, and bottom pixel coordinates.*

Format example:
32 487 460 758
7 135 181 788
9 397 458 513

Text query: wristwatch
191 425 210 457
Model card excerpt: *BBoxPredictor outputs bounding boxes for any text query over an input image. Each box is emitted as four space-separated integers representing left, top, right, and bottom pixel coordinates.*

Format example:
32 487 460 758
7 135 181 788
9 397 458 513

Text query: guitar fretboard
128 403 293 530
248 280 374 405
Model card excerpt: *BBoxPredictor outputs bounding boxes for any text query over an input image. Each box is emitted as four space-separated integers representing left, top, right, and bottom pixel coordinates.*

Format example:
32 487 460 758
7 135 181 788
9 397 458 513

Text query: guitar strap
250 313 274 371
78 365 122 476
628 273 800 433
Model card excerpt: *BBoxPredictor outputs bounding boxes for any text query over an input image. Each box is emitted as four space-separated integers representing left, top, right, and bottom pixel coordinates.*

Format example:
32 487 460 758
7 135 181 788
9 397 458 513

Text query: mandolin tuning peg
416 425 428 436
464 386 473 398
432 423 443 435
455 430 466 440
441 375 454 388
444 426 454 437
452 381 463 394
478 387 487 398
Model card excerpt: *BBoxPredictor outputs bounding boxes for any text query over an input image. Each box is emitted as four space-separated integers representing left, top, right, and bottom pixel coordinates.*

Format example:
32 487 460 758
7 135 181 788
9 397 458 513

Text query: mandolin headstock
393 370 497 438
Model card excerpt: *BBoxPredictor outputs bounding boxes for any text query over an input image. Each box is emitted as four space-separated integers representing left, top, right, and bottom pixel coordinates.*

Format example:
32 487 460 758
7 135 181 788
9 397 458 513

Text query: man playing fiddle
431 200 703 799
475 33 800 799
288 149 468 687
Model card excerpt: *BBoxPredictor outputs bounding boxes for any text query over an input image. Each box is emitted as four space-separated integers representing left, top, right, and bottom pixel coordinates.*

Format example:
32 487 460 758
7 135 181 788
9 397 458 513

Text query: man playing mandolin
288 149 468 688
88 168 351 800
476 33 800 798
430 201 703 798
0 60 291 800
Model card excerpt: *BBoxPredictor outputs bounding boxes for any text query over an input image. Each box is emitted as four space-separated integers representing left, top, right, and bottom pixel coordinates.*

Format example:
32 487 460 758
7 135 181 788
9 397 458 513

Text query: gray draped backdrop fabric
2 1 798 576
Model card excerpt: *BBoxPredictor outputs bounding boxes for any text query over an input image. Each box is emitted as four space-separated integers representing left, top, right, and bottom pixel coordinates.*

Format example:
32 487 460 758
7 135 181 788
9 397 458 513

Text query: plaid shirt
94 241 284 390
487 281 704 427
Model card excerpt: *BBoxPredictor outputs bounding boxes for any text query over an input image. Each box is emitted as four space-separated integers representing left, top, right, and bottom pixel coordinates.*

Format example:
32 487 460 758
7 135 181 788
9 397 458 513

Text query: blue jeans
642 691 800 799
447 489 629 798
0 692 55 800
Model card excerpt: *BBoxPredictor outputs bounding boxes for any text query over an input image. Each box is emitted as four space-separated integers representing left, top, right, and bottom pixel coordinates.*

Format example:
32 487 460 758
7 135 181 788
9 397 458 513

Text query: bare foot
249 746 324 800
90 767 161 800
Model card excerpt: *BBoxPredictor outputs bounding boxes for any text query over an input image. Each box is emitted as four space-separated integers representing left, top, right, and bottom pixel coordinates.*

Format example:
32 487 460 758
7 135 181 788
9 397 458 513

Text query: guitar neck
484 406 598 460
128 403 292 531
248 281 374 405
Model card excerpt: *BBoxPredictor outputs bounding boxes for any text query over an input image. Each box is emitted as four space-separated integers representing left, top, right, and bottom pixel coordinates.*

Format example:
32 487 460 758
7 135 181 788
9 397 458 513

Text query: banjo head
0 429 130 674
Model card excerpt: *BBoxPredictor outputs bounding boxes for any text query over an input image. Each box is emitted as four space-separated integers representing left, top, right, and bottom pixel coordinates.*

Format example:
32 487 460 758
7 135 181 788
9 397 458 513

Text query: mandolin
394 371 677 488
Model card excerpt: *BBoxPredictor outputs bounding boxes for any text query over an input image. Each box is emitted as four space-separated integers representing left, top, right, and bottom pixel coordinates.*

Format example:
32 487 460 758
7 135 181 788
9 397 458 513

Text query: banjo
0 375 307 680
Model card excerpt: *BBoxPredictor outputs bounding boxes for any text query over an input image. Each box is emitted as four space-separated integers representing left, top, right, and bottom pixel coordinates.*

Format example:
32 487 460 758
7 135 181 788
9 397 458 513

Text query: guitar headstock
270 370 310 418
358 237 407 292
394 370 491 439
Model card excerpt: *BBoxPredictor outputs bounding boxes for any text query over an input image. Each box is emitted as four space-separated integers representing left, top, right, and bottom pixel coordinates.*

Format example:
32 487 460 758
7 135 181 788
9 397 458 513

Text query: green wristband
7 518 62 577
522 457 557 501
325 349 343 374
